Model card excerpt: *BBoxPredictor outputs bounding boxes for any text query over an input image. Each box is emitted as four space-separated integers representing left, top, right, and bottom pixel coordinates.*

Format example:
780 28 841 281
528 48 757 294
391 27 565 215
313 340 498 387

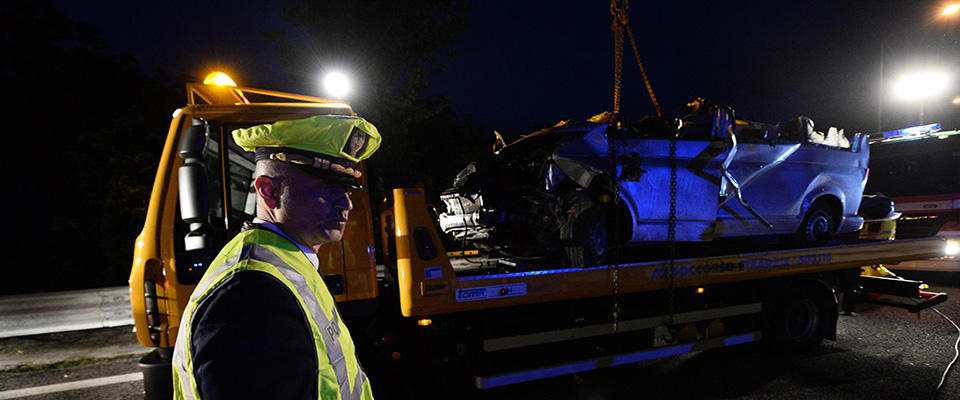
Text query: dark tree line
2 0 181 294
271 0 490 205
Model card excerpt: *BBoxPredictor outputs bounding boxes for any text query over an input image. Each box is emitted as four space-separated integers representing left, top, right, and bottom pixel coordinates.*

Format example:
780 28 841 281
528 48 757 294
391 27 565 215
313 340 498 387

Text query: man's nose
334 189 353 211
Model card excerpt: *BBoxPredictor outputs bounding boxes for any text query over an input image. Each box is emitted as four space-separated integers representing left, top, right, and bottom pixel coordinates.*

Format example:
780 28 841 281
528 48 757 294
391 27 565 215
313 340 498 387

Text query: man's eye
317 185 351 197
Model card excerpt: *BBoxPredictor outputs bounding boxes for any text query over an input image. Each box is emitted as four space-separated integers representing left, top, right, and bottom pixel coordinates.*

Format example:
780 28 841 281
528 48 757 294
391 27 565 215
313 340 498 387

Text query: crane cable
610 0 662 118
610 0 676 342
608 1 672 340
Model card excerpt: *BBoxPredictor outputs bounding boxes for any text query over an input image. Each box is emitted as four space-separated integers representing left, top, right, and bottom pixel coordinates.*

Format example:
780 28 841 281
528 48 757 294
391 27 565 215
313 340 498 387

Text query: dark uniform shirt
190 239 319 399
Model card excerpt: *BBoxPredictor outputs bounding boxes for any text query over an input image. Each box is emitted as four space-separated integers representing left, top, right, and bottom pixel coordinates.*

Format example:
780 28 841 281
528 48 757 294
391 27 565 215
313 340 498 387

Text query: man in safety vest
173 115 381 400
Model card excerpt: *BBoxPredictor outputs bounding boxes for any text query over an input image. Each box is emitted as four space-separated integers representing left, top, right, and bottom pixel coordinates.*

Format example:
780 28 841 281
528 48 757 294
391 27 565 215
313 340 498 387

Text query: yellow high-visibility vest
172 227 373 400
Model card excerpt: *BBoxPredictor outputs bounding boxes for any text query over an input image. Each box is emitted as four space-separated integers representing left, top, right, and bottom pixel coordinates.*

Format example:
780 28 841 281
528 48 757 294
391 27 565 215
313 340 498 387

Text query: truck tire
794 202 835 247
560 205 607 268
770 285 835 347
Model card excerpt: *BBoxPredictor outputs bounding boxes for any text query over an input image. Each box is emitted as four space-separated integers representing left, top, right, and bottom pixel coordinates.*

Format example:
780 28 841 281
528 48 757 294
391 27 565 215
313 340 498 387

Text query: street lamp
323 72 350 99
877 4 959 132
894 71 950 124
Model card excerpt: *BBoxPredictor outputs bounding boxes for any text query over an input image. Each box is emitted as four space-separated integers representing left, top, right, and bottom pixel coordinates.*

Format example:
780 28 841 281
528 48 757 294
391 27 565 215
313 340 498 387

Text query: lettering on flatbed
650 253 834 279
421 280 452 296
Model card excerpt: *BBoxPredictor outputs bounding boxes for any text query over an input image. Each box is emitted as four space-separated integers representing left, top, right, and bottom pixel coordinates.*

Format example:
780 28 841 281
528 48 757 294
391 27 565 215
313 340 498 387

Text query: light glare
894 72 950 100
324 72 350 98
946 240 959 256
944 4 960 15
203 72 237 87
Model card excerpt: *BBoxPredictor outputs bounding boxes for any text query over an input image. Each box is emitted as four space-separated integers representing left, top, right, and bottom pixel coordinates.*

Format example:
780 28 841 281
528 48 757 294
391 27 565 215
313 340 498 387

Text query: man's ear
254 175 280 209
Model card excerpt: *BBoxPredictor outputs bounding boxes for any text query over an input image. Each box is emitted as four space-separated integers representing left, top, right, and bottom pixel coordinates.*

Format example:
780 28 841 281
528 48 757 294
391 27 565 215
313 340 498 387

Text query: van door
715 121 802 236
618 108 731 242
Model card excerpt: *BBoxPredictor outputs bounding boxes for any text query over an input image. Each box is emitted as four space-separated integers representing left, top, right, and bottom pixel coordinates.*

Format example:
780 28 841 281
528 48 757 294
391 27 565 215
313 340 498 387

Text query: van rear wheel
794 202 834 247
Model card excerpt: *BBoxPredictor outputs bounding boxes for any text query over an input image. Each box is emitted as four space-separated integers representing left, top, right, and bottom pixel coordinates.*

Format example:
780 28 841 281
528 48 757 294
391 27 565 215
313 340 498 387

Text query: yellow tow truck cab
129 75 377 350
131 75 950 398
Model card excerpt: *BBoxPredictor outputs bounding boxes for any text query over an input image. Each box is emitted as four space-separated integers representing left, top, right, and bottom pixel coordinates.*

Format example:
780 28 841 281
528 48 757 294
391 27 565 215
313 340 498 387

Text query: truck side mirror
178 119 212 251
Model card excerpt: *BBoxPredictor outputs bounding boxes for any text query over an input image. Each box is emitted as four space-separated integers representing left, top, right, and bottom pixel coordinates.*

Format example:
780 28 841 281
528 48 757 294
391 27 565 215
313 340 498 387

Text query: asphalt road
0 325 147 400
1 272 958 400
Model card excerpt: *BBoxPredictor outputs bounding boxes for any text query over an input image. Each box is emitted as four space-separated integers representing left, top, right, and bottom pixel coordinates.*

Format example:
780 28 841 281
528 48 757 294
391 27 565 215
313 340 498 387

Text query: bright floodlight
894 72 950 100
324 72 350 98
944 4 960 16
946 240 959 256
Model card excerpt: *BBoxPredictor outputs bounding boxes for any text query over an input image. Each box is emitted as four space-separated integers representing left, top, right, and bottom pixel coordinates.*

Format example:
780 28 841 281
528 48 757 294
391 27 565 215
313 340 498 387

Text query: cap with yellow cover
233 115 381 189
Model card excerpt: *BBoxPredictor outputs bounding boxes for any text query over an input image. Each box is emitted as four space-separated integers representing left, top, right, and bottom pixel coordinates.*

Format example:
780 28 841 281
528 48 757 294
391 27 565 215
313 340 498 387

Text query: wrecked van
439 104 869 268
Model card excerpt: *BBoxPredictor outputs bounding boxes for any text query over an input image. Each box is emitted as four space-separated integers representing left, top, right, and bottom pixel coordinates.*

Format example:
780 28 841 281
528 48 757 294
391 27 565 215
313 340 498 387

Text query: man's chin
317 229 345 244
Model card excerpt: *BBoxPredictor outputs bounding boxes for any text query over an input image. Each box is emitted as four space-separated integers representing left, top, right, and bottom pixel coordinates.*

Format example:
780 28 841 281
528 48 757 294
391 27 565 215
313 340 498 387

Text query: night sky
53 0 959 135
5 1 955 295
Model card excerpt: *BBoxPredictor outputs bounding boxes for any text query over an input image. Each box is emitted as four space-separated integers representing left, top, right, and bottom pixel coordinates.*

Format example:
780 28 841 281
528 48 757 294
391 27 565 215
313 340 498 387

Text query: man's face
275 171 353 250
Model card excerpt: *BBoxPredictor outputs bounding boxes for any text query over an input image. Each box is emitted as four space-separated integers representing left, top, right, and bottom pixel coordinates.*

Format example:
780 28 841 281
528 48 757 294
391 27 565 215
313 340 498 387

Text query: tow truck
130 74 951 399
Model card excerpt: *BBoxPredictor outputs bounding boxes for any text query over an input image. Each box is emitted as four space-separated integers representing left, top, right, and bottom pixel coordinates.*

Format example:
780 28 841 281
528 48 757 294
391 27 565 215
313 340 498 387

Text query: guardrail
0 287 133 338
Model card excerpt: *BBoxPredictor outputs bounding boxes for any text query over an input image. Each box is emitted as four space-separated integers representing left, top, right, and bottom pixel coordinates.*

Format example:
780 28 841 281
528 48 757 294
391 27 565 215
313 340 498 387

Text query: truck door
174 118 258 285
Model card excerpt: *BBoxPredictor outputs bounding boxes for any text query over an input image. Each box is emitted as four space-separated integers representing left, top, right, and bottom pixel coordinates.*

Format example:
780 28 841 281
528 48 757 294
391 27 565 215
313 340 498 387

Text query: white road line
0 372 142 399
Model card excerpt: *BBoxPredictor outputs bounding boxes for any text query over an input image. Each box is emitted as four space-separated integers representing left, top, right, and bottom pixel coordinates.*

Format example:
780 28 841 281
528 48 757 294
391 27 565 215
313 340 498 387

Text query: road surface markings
0 372 141 399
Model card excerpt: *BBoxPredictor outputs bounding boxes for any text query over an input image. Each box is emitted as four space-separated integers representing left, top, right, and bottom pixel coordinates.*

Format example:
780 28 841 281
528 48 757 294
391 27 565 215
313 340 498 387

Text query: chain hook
610 0 627 16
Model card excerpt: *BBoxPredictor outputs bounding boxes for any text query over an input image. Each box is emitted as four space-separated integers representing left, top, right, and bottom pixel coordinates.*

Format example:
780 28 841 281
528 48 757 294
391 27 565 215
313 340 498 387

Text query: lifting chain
609 124 622 333
611 0 625 116
610 0 663 118
607 119 679 340
608 0 667 334
608 0 628 334
608 0 672 338
665 132 679 343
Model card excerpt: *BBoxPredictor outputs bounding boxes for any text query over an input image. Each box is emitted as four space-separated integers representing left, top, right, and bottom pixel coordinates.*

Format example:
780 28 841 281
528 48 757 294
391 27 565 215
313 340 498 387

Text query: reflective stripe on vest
172 228 370 400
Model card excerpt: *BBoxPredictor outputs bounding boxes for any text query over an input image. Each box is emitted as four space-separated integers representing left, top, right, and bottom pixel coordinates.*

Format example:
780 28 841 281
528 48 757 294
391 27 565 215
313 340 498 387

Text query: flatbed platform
412 241 946 318
389 189 949 316
447 237 910 276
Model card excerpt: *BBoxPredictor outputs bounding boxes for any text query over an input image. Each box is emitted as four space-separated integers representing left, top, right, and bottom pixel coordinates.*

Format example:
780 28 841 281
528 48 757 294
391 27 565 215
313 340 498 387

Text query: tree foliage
273 0 481 201
1 0 181 294
0 0 492 292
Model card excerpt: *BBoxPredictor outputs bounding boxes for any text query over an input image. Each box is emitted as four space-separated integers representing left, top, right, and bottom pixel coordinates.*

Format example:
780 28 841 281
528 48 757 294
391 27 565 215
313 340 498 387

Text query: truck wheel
560 205 607 268
794 202 834 247
771 286 832 347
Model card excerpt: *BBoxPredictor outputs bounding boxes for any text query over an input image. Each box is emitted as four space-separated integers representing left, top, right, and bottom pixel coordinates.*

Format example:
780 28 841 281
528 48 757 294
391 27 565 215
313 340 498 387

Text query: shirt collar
252 218 320 270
